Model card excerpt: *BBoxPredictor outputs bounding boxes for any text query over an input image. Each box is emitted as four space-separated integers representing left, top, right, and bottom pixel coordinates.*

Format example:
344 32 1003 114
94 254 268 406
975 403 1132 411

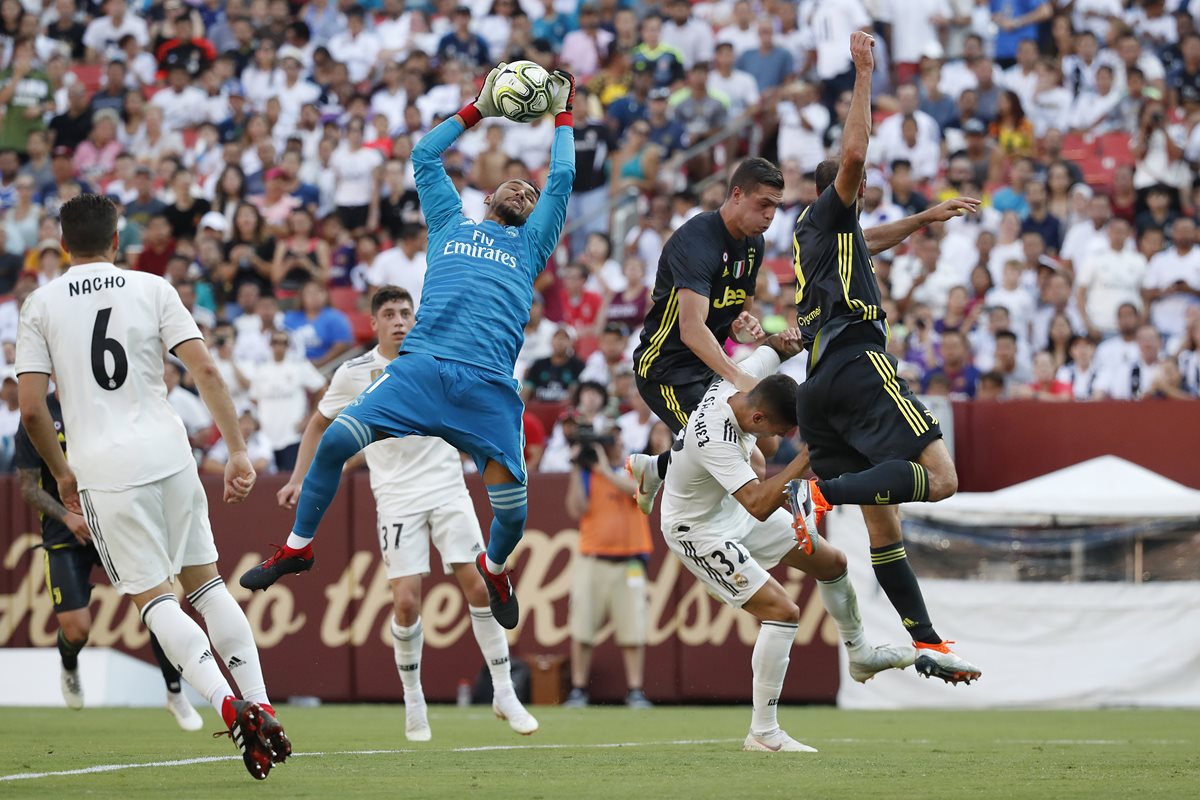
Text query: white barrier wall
826 506 1200 709
0 648 208 710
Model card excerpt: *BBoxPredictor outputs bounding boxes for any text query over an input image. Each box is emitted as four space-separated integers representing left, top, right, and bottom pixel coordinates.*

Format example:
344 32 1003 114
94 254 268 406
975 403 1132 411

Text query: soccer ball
491 61 553 123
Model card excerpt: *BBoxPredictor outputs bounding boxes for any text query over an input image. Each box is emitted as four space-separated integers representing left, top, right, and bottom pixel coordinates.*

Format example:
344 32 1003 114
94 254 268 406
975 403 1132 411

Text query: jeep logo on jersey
712 287 747 309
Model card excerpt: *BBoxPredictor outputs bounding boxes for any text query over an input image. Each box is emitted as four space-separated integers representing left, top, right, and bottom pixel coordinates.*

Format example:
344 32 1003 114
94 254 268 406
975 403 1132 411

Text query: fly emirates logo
442 228 519 269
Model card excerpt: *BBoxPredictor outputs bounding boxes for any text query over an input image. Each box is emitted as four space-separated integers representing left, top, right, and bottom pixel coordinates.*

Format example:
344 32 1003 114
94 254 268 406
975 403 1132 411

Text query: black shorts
336 204 370 231
44 545 102 613
796 345 943 480
635 372 715 435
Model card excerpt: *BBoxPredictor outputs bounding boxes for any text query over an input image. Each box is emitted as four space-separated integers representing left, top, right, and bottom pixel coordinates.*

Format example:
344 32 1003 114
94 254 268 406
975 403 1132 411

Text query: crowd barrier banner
0 473 840 704
827 506 1200 709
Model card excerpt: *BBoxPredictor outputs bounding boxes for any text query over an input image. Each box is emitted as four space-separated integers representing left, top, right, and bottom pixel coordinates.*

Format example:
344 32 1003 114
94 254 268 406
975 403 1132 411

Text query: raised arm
525 69 578 266
863 197 982 255
833 32 876 207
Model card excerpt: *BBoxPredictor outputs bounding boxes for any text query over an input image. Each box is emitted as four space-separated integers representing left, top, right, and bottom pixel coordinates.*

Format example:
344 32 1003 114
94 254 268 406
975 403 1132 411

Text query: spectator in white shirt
1028 58 1073 137
715 0 759 57
247 330 327 470
150 64 207 132
776 81 830 174
1060 193 1116 272
1001 39 1041 112
330 120 384 233
879 114 941 182
82 0 148 62
882 0 951 84
1057 334 1101 400
164 359 213 461
202 408 276 475
1142 216 1200 339
707 41 759 118
327 6 383 84
662 0 715 68
1093 302 1143 378
1076 217 1148 338
368 222 427 309
985 259 1037 341
1097 324 1163 400
1068 64 1124 135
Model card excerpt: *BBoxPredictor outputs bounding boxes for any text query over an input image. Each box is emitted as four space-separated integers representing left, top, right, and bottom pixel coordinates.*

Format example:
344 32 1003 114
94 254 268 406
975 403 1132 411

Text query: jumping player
239 64 577 630
274 286 536 739
789 32 981 684
660 329 914 752
16 194 290 780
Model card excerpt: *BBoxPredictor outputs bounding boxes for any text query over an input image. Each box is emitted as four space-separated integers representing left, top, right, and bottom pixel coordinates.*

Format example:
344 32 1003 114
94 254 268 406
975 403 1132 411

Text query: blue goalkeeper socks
485 482 527 566
292 414 370 540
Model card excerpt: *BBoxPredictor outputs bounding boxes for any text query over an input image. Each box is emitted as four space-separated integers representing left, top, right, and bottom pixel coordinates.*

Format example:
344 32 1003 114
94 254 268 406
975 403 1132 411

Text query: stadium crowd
1 0 1200 476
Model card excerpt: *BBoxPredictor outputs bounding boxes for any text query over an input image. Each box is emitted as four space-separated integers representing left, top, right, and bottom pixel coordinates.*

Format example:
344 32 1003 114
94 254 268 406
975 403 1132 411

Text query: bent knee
927 464 958 502
811 546 848 581
60 621 90 645
762 601 801 624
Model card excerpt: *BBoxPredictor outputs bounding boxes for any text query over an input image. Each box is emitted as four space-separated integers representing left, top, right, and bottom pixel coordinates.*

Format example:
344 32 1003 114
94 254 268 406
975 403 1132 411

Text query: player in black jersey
627 157 784 514
788 31 982 685
14 391 203 727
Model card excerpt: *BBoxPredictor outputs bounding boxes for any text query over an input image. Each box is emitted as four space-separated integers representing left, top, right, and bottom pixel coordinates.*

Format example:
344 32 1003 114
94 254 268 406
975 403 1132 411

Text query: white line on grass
0 738 742 782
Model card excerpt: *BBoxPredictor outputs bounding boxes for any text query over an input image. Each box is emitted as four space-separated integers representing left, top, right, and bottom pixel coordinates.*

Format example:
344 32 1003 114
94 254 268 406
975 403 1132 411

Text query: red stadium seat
70 64 104 93
329 286 360 315
764 256 794 285
349 310 375 344
525 400 567 434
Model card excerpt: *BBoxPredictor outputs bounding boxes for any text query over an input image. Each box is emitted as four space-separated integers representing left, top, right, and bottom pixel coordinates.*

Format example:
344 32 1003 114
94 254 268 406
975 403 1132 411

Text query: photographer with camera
564 424 654 709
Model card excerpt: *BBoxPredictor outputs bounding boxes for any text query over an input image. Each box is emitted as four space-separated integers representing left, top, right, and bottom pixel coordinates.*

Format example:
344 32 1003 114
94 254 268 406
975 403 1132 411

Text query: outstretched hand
473 62 508 119
731 311 765 344
549 68 576 117
926 196 982 223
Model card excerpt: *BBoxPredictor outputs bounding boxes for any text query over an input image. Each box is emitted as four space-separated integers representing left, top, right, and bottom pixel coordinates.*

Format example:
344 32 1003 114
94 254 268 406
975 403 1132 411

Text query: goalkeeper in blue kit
241 65 577 629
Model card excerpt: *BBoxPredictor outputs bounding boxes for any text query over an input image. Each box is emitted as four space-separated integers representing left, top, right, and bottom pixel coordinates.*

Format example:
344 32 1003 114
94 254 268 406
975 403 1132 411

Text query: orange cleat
913 640 982 685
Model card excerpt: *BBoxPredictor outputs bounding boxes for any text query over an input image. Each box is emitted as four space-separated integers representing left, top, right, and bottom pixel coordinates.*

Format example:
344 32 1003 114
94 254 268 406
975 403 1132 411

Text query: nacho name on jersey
68 274 128 296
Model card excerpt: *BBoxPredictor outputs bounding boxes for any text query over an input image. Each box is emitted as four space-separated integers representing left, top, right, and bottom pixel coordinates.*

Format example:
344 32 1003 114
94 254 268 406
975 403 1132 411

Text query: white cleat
626 453 663 516
166 691 204 731
743 729 818 753
848 643 918 684
493 689 539 735
914 641 983 685
61 667 83 710
405 696 432 742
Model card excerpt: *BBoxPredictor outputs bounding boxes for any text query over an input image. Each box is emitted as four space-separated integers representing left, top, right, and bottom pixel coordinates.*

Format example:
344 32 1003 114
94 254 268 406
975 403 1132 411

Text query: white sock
286 532 311 550
391 616 423 697
142 594 232 714
469 605 512 692
750 621 798 736
485 556 505 576
188 577 270 707
816 571 868 655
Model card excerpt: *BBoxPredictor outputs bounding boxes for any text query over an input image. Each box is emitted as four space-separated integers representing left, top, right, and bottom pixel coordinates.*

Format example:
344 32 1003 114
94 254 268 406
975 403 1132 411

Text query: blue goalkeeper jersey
401 117 575 378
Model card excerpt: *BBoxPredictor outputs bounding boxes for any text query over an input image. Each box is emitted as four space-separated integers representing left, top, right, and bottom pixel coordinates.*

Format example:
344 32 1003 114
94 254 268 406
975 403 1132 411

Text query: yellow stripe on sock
871 551 909 566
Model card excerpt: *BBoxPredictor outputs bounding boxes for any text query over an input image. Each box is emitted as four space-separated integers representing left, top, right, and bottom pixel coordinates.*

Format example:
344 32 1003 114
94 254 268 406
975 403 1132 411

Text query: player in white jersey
14 195 290 781
272 286 537 739
660 329 915 753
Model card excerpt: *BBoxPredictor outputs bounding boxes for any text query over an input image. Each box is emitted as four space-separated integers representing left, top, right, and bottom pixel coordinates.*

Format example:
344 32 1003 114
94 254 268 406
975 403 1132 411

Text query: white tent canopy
901 456 1200 526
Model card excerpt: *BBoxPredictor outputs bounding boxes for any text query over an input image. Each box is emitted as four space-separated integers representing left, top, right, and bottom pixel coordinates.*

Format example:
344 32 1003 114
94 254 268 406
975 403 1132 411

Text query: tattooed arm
18 468 91 544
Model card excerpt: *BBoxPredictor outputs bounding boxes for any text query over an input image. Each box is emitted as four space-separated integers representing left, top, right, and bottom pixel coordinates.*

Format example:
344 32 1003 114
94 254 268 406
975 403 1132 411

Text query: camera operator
564 426 653 709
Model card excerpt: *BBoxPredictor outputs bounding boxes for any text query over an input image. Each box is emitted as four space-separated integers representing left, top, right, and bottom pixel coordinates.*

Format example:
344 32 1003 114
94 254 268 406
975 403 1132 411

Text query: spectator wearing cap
523 324 585 404
606 60 652 138
708 41 759 119
632 14 685 89
82 0 150 63
198 209 228 241
155 14 216 80
328 6 382 84
662 0 715 69
47 81 93 152
561 5 613 81
645 87 685 157
217 81 250 143
437 6 490 69
0 42 52 156
73 108 122 182
667 63 726 175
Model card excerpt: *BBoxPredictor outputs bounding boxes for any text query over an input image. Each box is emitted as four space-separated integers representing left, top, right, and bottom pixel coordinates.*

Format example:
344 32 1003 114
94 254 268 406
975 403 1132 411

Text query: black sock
150 634 182 694
656 450 670 480
817 461 929 506
57 629 84 671
870 543 939 644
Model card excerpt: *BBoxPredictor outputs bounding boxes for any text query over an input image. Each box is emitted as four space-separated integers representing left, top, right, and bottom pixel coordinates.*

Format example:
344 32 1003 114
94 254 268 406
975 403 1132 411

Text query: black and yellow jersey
12 394 78 549
792 185 888 371
633 210 763 384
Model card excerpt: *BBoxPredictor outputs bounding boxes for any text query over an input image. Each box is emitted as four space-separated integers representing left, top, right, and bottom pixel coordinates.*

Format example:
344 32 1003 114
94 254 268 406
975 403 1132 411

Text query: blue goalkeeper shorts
340 352 528 484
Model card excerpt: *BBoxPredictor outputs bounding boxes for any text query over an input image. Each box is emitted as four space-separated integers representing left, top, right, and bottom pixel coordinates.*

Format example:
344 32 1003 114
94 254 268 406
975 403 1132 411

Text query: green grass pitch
2 705 1196 798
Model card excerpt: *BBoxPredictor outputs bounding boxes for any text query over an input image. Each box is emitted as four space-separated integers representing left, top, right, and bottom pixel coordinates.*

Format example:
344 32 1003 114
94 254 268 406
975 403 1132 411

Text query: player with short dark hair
15 397 203 729
239 65 578 631
16 193 290 780
626 155 784 513
788 32 981 685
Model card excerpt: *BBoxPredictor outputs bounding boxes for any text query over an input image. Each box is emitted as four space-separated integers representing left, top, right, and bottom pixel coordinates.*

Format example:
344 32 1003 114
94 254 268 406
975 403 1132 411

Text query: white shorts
80 467 218 596
376 492 484 579
662 507 802 608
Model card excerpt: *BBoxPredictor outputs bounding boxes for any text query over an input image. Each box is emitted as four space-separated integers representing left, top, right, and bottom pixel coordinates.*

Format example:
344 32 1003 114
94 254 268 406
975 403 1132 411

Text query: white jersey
318 347 467 513
15 263 200 491
661 346 781 532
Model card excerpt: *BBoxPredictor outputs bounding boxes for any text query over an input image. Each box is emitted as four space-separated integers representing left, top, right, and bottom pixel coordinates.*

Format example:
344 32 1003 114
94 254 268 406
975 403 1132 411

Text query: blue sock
293 414 371 540
485 482 527 565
